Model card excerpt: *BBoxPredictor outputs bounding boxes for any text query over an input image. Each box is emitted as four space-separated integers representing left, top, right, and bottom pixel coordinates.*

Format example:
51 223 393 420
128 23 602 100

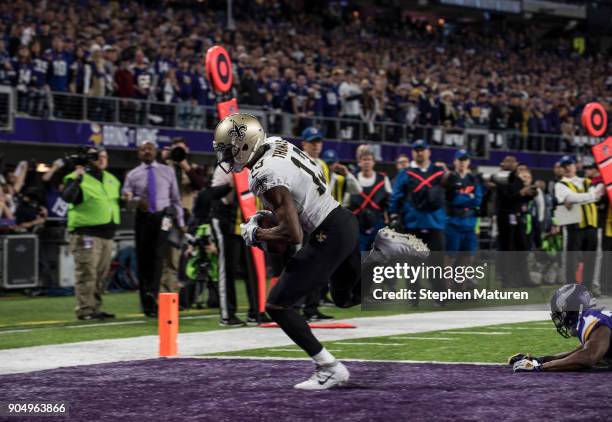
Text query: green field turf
0 288 407 350
215 321 577 364
0 283 564 353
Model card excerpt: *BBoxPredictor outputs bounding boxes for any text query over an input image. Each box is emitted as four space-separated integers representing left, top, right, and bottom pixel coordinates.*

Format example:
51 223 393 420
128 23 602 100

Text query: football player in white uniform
213 113 429 390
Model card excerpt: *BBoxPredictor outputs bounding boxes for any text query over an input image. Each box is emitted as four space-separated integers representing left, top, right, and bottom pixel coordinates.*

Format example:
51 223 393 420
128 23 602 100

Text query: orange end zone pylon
159 293 179 357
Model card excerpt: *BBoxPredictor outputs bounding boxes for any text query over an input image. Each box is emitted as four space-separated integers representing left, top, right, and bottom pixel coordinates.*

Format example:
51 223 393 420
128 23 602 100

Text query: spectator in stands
12 45 33 114
62 146 119 321
175 59 195 128
114 57 135 123
29 39 49 117
338 69 362 140
0 183 15 224
46 36 72 118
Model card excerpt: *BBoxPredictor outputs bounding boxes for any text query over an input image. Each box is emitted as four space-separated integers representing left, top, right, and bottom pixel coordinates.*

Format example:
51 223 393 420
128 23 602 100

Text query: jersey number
290 157 326 195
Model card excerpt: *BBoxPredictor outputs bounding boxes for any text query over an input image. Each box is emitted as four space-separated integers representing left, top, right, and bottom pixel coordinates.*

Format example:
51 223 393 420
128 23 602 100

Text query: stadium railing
8 88 604 154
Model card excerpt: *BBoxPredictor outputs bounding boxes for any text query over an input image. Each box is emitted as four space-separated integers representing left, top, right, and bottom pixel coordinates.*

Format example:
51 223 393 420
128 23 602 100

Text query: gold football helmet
213 113 266 173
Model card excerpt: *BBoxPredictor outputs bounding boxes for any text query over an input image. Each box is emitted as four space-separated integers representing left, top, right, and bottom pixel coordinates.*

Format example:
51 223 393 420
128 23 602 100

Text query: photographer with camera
159 137 206 294
62 146 119 321
493 155 537 287
15 187 47 232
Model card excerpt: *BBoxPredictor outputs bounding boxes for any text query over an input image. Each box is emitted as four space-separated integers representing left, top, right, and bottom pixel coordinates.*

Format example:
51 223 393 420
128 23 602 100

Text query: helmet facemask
213 114 265 173
549 283 595 339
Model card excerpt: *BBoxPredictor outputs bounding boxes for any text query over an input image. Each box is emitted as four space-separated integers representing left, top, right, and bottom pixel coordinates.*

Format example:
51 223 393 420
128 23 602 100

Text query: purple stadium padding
1 358 610 421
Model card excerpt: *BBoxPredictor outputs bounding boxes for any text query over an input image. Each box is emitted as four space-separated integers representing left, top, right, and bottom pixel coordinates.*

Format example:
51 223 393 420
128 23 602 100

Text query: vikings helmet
550 284 597 338
213 113 266 173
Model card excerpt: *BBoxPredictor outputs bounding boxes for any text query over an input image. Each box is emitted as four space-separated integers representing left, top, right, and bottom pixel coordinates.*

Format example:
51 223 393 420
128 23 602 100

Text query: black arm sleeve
62 177 84 205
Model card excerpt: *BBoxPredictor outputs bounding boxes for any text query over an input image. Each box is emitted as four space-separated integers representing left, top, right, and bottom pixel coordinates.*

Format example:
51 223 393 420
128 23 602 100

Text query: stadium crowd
0 0 610 149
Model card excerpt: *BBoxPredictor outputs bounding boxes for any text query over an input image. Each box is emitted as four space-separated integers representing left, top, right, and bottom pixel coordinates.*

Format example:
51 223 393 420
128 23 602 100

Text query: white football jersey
249 137 339 233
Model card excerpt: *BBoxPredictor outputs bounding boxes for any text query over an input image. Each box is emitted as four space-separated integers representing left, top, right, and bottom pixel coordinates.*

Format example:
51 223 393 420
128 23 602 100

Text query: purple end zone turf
1 358 611 421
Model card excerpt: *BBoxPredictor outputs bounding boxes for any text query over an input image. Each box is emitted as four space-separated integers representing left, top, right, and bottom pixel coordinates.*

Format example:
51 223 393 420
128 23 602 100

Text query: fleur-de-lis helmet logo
228 121 247 144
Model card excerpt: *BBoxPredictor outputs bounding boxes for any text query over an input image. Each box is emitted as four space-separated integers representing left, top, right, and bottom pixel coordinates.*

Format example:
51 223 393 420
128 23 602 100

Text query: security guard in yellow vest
321 149 362 203
62 146 121 320
554 155 604 291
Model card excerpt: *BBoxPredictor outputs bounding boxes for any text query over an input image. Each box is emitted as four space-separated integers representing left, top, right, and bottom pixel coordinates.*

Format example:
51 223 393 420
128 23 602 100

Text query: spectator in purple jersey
12 45 33 113
175 59 195 128
132 49 153 100
0 39 14 86
45 36 72 93
45 36 73 118
191 61 212 129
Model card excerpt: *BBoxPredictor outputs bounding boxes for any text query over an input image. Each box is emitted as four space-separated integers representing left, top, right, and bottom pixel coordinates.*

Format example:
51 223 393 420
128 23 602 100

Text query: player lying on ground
213 113 429 390
509 284 612 372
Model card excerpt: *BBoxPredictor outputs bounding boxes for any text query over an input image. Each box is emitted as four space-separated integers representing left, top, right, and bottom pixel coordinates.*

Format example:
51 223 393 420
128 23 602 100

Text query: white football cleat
293 361 350 390
373 227 430 260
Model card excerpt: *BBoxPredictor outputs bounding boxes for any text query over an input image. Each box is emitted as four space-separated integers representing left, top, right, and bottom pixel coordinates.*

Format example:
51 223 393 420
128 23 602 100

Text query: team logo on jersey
315 231 327 243
228 121 247 143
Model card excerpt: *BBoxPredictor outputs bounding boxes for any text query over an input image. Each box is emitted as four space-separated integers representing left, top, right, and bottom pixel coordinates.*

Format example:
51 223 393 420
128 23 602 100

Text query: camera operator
159 137 206 294
493 155 537 287
62 146 119 321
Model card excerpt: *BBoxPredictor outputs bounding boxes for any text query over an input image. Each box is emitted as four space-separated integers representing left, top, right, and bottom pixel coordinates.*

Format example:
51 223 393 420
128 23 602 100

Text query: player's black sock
266 306 323 356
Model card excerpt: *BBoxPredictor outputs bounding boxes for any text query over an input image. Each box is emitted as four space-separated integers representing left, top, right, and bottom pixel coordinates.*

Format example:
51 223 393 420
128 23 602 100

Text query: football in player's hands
508 353 532 365
257 212 288 254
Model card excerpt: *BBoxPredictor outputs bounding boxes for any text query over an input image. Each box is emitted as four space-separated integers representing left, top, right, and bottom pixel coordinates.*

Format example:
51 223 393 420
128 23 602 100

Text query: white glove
240 210 274 247
240 218 260 247
513 358 542 373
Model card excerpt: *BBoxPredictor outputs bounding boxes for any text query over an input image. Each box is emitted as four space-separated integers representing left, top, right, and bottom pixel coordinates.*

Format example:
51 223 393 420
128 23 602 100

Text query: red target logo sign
205 46 233 93
582 102 608 138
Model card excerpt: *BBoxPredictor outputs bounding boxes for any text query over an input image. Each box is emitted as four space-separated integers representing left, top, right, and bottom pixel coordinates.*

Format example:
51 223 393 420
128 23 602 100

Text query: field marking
0 320 67 328
338 342 406 346
192 355 501 366
0 329 33 335
446 331 510 335
269 349 342 353
495 327 553 331
66 321 146 329
388 336 454 341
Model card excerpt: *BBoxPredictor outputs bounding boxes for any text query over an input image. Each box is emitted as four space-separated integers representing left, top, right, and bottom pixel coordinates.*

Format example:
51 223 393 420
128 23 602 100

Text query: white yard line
194 355 501 366
389 336 454 341
66 321 146 329
446 331 510 335
0 309 548 375
339 342 406 346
